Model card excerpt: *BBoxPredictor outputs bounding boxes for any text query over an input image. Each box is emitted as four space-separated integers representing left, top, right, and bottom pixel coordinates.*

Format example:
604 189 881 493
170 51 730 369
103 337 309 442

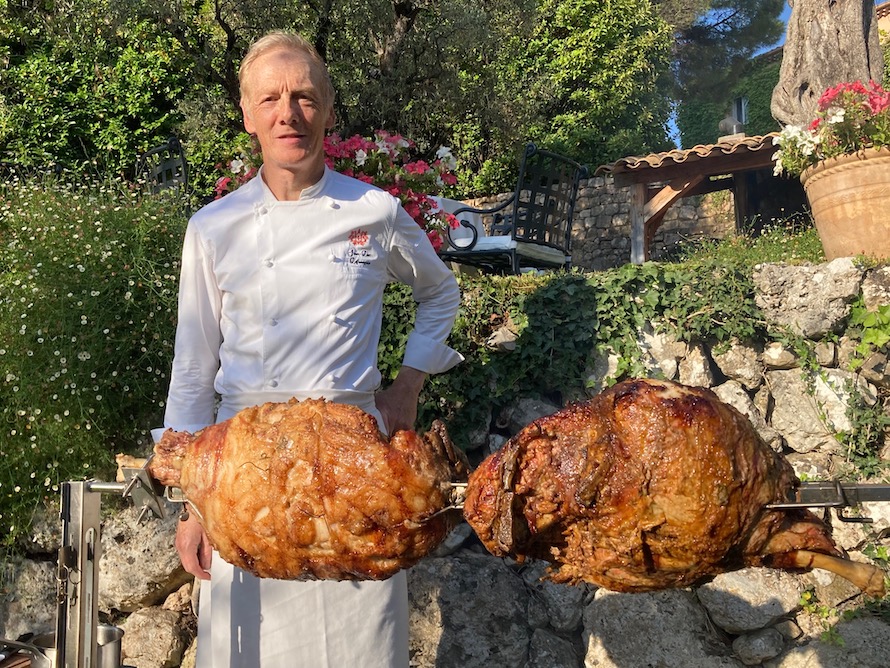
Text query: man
162 31 462 667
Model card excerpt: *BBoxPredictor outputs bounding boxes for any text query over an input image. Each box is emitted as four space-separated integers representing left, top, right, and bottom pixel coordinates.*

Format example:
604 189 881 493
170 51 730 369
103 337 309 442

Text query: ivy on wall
380 259 765 447
677 59 781 148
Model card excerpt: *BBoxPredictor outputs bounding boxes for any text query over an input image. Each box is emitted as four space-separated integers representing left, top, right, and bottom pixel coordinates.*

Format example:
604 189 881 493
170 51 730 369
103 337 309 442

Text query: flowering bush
0 174 184 551
213 132 261 199
215 130 460 252
773 80 890 178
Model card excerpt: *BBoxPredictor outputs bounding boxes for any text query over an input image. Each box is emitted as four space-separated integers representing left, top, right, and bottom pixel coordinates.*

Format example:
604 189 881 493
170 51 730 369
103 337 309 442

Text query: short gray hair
239 32 334 110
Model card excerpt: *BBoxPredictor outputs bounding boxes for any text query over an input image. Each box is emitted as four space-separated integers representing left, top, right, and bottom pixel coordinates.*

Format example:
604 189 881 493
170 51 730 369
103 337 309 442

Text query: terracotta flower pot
800 147 890 260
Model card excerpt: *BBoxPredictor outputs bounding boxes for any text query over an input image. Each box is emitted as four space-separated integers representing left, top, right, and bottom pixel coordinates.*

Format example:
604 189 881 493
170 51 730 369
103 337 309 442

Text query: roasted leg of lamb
463 378 886 596
149 398 468 581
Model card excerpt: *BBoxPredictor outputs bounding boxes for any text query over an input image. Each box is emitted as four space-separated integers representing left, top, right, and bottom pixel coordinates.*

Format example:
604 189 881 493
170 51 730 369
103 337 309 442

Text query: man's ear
325 106 336 131
241 100 256 134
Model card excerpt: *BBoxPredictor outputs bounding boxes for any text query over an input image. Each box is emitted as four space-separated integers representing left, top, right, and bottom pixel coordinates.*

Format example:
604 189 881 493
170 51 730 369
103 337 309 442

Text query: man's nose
278 97 303 123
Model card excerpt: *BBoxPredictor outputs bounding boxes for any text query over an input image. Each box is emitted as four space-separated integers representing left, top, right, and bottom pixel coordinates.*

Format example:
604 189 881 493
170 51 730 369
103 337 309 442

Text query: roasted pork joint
150 398 468 581
462 378 886 596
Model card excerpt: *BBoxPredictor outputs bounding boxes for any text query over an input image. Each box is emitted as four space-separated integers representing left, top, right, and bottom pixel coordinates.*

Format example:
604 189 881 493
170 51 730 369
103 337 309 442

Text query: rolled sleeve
403 331 463 374
387 206 463 375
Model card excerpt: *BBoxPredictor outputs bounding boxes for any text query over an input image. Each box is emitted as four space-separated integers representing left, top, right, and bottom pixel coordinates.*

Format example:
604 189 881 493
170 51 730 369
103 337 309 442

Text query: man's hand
375 366 427 434
175 512 212 580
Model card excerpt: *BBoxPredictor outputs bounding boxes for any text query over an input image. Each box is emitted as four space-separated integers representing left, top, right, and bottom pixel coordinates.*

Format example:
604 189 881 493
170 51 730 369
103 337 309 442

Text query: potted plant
773 80 890 260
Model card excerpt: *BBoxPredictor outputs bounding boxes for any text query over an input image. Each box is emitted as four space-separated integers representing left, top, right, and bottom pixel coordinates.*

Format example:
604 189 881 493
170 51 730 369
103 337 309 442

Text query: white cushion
461 235 567 266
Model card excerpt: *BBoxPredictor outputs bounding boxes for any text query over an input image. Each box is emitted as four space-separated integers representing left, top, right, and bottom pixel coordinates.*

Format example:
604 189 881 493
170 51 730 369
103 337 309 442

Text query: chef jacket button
269 319 278 327
264 259 274 268
269 380 279 388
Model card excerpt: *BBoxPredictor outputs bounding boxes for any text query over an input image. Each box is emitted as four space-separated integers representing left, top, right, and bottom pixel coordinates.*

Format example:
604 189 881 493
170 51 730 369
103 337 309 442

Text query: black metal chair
137 136 189 194
439 143 588 275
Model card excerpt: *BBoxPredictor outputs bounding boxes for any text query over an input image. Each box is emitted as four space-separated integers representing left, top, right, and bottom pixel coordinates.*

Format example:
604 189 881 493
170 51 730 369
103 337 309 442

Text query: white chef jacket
162 166 462 668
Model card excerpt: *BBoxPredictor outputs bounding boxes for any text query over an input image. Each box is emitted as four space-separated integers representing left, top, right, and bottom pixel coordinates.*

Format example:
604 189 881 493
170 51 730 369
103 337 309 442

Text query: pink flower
404 160 431 175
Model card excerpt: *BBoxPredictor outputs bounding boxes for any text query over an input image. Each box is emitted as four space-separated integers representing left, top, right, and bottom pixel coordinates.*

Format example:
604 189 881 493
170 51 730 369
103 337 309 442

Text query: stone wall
464 176 737 272
2 260 890 668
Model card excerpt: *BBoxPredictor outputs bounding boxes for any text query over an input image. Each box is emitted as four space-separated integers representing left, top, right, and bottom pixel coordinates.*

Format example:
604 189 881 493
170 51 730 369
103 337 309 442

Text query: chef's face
240 48 335 184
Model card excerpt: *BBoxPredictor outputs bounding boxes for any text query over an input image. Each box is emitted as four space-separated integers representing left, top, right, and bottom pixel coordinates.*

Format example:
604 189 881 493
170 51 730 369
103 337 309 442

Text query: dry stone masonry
2 258 890 667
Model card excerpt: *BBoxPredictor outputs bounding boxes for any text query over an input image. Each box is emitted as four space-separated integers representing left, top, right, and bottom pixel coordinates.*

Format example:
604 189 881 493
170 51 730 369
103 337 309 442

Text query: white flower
375 139 392 155
230 157 246 174
772 151 785 176
826 107 845 125
354 149 368 166
435 146 458 170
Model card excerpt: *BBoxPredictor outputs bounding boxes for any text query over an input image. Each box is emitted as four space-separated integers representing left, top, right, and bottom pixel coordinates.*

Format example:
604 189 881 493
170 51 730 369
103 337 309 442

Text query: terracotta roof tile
595 133 779 177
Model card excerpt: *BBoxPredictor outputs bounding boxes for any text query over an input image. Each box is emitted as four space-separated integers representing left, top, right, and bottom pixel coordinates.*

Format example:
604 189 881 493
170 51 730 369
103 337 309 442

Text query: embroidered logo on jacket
349 229 369 246
346 229 375 267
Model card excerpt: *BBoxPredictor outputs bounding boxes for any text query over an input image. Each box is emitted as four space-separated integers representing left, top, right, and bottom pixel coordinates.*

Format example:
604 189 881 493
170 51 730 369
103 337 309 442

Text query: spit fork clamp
766 480 890 523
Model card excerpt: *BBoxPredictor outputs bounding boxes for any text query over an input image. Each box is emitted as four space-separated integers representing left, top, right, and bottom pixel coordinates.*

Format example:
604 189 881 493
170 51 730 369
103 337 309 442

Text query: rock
712 380 782 450
486 324 518 351
732 628 786 666
696 569 804 635
431 522 475 557
784 452 832 481
637 323 688 380
814 341 837 367
162 583 194 614
766 616 890 668
809 369 878 439
861 266 890 311
0 558 55 639
408 550 531 667
860 351 890 388
499 397 561 435
120 607 186 668
837 335 861 370
753 259 863 339
521 561 591 633
762 342 799 370
678 342 715 388
99 503 192 613
583 589 742 668
712 339 764 390
527 628 580 668
766 370 839 454
585 348 620 396
26 501 61 556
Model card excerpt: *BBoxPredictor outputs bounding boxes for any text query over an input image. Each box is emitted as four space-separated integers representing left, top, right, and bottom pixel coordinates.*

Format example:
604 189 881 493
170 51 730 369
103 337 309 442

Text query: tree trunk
771 0 884 127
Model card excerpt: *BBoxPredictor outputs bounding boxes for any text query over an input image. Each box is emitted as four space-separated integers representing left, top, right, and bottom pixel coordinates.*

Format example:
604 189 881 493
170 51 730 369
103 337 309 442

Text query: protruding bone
789 550 886 597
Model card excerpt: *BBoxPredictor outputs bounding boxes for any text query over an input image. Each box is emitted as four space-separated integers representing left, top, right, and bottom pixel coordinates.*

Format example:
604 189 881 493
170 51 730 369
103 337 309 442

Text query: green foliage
677 58 781 148
0 22 190 175
849 302 890 357
0 174 187 552
672 0 785 102
1 0 680 198
519 0 675 167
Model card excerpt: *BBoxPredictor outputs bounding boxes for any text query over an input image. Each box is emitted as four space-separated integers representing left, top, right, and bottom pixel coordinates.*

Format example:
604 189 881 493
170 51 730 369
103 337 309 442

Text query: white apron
194 393 410 668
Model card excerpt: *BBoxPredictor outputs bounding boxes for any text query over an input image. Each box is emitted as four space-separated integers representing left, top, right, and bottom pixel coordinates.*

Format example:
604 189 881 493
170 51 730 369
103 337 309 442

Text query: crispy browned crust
463 378 843 592
151 398 466 580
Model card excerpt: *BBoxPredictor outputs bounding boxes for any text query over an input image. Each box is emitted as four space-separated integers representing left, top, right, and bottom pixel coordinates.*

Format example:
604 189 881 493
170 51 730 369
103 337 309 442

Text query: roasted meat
462 378 885 596
149 398 467 581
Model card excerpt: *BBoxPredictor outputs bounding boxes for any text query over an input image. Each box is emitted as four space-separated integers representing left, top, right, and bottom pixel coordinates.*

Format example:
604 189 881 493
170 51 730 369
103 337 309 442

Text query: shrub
0 174 187 551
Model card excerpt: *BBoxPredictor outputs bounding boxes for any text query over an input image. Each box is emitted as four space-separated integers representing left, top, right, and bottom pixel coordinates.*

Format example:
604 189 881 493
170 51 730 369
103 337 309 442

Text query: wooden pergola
595 134 779 263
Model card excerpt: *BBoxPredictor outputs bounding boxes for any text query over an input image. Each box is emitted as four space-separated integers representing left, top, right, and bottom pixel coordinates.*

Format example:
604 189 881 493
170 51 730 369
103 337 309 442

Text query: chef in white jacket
161 31 462 668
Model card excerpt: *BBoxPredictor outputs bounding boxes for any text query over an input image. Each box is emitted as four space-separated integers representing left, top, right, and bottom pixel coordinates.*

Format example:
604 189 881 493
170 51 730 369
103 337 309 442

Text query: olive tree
772 0 885 127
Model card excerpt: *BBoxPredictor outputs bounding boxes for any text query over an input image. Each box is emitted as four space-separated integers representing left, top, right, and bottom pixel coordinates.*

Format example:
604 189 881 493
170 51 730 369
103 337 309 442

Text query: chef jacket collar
257 165 331 205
